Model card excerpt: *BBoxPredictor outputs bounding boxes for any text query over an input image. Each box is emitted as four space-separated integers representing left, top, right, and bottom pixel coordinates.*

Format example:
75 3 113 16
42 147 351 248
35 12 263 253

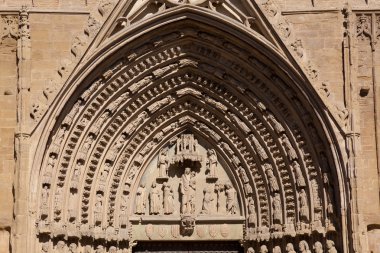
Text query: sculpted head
247 247 255 253
299 241 309 252
326 240 335 249
259 245 268 253
286 243 294 252
313 242 323 253
184 167 191 174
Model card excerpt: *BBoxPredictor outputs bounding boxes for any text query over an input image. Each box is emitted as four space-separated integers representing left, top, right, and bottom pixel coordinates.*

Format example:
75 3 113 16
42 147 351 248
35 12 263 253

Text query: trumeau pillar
13 6 31 253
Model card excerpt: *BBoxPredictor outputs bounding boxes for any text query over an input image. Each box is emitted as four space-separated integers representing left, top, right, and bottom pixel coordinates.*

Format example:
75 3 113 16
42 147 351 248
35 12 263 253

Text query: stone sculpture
326 240 337 253
259 245 268 253
313 242 323 253
292 161 306 188
135 183 147 214
272 193 282 223
94 193 103 224
158 147 169 178
201 186 214 214
247 196 256 226
266 168 279 192
69 243 78 253
247 247 255 253
299 189 309 222
285 243 296 253
180 167 195 214
163 182 174 215
206 149 218 178
149 182 161 215
299 240 311 253
225 182 237 214
273 246 281 253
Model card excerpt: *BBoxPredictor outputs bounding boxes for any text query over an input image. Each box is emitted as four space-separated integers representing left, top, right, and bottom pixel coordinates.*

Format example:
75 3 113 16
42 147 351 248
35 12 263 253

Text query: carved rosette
34 23 340 251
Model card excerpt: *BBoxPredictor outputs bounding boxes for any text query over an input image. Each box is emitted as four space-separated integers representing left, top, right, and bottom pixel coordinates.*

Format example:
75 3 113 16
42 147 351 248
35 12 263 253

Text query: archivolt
30 9 346 252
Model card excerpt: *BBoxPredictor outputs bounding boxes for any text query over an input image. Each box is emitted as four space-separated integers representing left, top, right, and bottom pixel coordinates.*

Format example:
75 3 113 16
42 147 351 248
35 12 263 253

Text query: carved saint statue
163 182 174 215
182 169 196 214
68 191 78 220
273 246 281 253
78 135 94 162
299 241 311 253
54 187 63 215
326 240 337 253
149 182 161 215
247 196 256 226
292 160 306 188
266 168 279 192
299 189 309 222
96 245 105 253
62 100 82 127
158 148 169 178
43 154 55 184
272 193 282 224
225 182 237 214
98 169 109 192
94 193 103 224
84 245 92 253
125 111 148 135
206 149 218 177
40 186 49 216
281 135 297 161
285 243 296 253
201 186 214 214
247 247 255 253
313 242 323 253
119 194 128 226
135 183 146 214
89 111 110 136
259 245 268 253
56 241 65 253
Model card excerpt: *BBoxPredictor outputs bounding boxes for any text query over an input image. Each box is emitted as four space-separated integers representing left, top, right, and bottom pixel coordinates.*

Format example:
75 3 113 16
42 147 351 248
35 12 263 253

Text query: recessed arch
28 7 349 253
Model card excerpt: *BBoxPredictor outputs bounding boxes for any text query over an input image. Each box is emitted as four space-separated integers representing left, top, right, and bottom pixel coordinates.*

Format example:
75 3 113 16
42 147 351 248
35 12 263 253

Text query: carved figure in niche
299 189 309 222
158 147 169 178
228 112 250 134
273 246 281 253
180 168 193 214
266 168 279 192
68 191 78 220
54 187 63 215
43 154 56 184
71 161 82 188
62 100 82 127
109 246 117 253
40 185 49 216
267 112 285 133
206 149 218 178
238 167 249 183
50 125 68 155
94 193 103 224
89 111 110 136
119 194 128 226
251 135 268 161
299 241 311 253
56 241 65 253
292 161 306 188
41 242 49 253
135 183 146 214
98 169 109 192
281 135 297 161
107 134 127 162
78 135 94 162
247 197 256 226
247 247 255 253
313 242 323 253
148 95 174 113
107 92 130 113
311 179 322 209
201 186 214 214
225 182 237 214
163 182 174 214
326 240 337 253
125 111 148 136
176 134 199 155
69 243 78 253
272 193 282 224
285 243 296 253
259 245 268 253
189 171 197 214
149 182 161 215
214 183 224 213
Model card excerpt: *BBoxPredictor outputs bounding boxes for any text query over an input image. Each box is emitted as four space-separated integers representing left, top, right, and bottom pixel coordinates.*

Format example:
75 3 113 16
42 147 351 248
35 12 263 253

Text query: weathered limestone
1 0 380 253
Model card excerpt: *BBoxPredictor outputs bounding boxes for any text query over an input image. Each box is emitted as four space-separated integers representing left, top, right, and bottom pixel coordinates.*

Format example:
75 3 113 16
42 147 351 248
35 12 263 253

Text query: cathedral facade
0 0 379 252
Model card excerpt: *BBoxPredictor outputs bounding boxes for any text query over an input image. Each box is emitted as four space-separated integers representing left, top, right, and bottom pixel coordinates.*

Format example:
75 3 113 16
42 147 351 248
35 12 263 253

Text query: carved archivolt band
34 23 339 251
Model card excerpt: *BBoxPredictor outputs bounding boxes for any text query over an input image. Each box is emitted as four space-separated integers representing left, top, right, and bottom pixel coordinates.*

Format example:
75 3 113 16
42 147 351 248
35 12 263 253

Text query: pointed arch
27 7 349 253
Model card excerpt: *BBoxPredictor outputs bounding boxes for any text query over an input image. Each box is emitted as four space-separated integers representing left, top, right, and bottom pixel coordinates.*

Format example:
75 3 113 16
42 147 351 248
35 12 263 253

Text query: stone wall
0 0 380 252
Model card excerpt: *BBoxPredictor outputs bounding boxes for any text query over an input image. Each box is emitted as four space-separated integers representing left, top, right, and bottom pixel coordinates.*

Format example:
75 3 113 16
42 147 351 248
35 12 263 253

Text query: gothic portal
4 0 362 253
